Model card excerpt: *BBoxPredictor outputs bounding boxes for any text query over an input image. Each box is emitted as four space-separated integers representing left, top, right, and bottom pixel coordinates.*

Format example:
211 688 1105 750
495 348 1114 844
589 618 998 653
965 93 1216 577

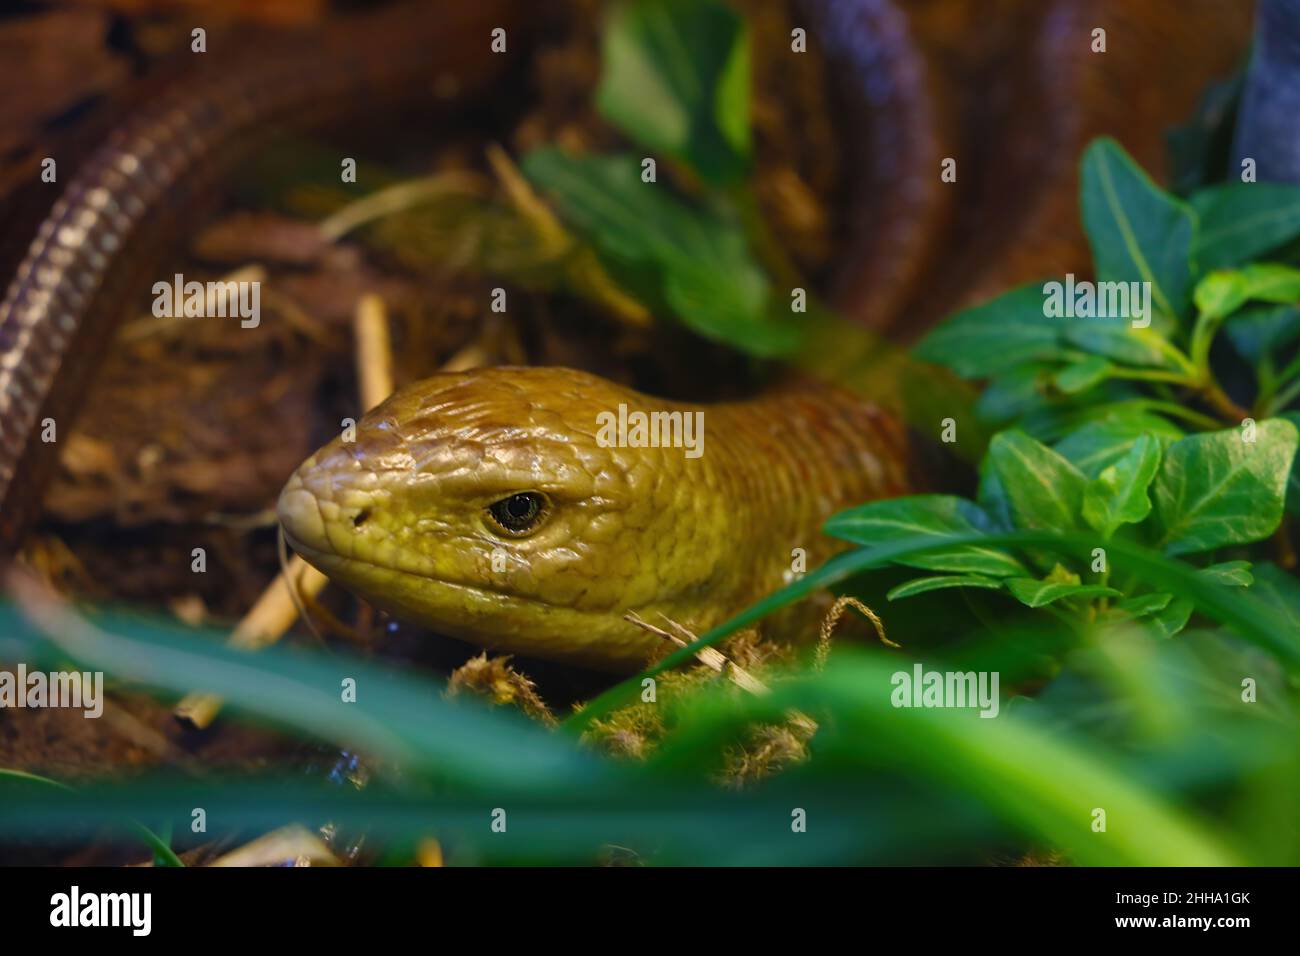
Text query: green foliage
1004 570 1120 608
915 283 1065 378
822 495 1026 577
596 0 751 187
1195 263 1300 320
1152 419 1298 555
1080 434 1161 538
521 150 798 356
522 0 797 359
0 768 183 867
918 139 1300 435
4 598 1290 865
819 418 1295 636
905 138 1300 667
1192 182 1300 270
841 131 1300 624
985 431 1087 532
1080 137 1198 318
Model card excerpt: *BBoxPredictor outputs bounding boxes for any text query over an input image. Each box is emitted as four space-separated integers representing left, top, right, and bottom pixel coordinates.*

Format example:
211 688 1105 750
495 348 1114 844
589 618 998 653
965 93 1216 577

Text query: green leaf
1005 577 1120 609
1152 419 1300 556
914 283 1063 379
1194 263 1300 321
1061 316 1185 371
1192 270 1247 321
986 430 1087 531
596 0 751 186
885 575 1005 601
522 149 798 356
1081 434 1162 538
1054 414 1184 478
1232 263 1300 303
1196 561 1253 588
1080 137 1197 319
1114 592 1174 617
1054 356 1113 394
1145 597 1194 638
823 495 1028 577
1191 182 1300 271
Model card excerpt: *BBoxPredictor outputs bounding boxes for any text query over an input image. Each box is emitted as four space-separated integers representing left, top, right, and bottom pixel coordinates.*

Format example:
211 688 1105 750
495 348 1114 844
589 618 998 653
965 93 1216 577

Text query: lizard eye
486 491 548 537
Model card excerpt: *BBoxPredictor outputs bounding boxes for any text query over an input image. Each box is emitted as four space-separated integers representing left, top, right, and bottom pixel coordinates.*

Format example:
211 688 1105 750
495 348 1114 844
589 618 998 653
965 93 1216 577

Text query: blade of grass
0 768 184 867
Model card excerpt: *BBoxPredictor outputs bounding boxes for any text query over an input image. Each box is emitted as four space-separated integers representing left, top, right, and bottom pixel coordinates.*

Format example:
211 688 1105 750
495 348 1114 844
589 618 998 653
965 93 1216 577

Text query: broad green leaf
1055 414 1184 478
885 575 1004 601
597 0 751 186
986 430 1087 531
1061 317 1184 371
1054 356 1113 394
1080 137 1197 319
1196 561 1254 588
823 495 1028 577
1005 577 1120 608
1081 434 1162 538
1191 181 1300 271
1194 263 1300 321
915 283 1063 379
1152 419 1300 555
522 150 798 356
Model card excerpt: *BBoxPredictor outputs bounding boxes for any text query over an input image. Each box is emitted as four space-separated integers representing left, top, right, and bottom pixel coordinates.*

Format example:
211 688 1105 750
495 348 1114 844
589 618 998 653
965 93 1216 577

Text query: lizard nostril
352 509 371 528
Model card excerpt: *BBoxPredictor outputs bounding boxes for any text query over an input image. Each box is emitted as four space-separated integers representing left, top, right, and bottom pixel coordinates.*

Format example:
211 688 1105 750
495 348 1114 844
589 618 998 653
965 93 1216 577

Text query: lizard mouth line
281 527 594 614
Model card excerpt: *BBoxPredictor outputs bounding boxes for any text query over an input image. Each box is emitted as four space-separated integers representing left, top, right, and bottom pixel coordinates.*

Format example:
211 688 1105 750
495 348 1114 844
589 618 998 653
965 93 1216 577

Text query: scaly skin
278 367 912 672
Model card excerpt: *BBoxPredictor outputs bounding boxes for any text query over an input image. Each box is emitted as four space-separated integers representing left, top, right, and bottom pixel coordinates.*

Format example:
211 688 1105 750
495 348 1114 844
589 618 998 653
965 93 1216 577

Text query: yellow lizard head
277 366 732 672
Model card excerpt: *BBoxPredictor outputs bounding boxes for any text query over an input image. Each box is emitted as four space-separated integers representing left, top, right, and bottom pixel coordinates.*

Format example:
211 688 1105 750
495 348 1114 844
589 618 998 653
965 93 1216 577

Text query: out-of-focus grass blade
0 768 184 867
0 597 608 793
648 652 1246 866
0 774 998 866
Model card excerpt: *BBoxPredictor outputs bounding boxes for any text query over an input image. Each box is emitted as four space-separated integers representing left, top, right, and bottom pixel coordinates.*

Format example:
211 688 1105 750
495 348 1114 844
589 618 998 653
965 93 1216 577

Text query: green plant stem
1131 400 1224 431
1201 378 1252 423
1153 339 1201 379
1189 309 1222 374
1187 309 1251 423
1107 368 1198 386
1256 355 1278 410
